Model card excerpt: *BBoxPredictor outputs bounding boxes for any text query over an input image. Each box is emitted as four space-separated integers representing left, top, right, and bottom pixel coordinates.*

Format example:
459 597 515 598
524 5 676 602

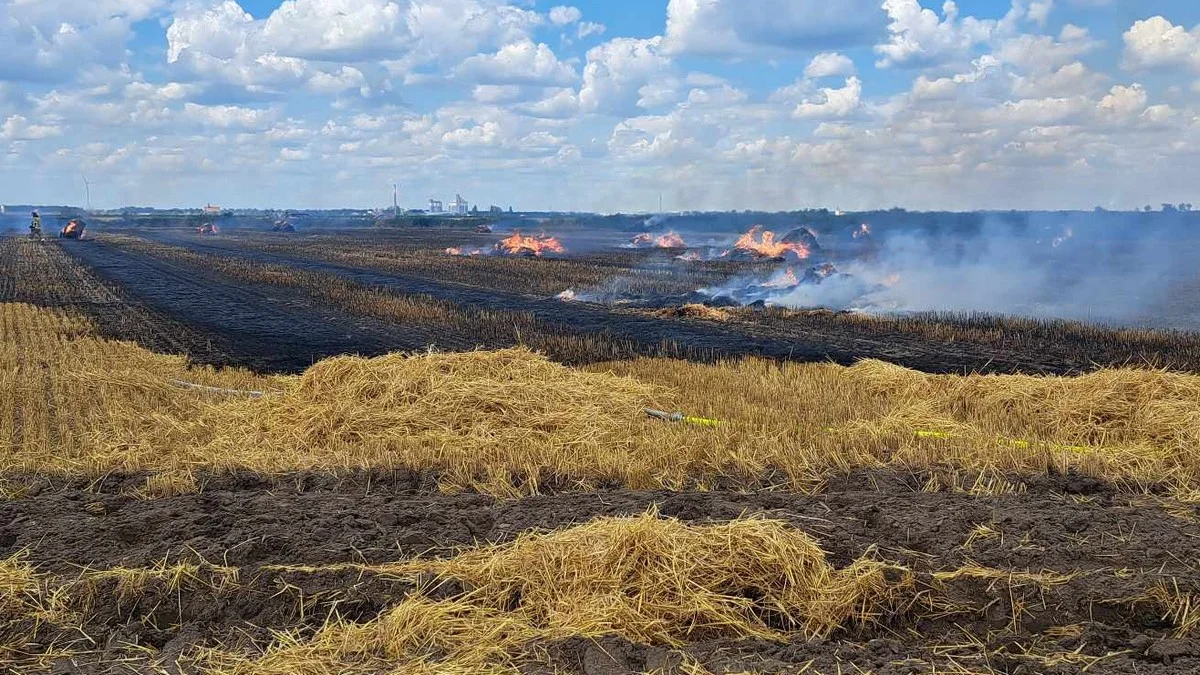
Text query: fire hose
644 408 722 427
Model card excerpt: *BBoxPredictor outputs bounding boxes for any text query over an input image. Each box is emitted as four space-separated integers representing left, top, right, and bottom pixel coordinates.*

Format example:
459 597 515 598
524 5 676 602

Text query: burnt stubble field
2 227 1199 675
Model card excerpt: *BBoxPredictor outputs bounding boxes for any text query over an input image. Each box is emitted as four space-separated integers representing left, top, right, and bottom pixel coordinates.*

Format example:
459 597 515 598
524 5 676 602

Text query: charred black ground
42 230 1200 374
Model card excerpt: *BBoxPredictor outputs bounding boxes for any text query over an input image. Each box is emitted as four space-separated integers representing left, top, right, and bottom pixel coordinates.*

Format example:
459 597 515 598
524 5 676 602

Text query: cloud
548 6 583 26
516 88 580 118
580 37 673 115
456 41 577 86
1122 16 1200 72
166 0 543 92
875 0 1015 69
0 115 64 141
664 0 885 57
793 77 862 119
578 22 607 40
804 52 857 78
181 102 276 129
1027 1 1053 27
0 0 167 82
1097 83 1148 119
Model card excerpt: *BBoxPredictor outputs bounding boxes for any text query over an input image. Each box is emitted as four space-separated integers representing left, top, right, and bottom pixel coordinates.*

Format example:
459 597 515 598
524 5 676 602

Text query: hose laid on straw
645 408 722 427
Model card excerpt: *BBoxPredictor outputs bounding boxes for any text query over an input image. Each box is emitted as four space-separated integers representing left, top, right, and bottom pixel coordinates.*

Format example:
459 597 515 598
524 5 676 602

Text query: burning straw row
198 230 746 298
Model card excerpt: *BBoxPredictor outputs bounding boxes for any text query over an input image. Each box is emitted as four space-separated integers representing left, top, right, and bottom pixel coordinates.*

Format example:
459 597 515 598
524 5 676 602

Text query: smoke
718 212 1200 329
0 214 26 234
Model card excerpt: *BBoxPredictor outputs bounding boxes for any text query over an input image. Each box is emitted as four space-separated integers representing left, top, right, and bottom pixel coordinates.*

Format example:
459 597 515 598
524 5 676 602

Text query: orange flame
496 232 566 257
762 268 800 288
445 247 485 256
853 223 871 239
197 223 218 235
656 232 686 248
676 251 702 262
631 232 687 248
730 226 810 260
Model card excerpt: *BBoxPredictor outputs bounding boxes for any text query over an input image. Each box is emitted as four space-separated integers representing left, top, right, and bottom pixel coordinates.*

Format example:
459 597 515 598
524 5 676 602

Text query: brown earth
5 471 1199 673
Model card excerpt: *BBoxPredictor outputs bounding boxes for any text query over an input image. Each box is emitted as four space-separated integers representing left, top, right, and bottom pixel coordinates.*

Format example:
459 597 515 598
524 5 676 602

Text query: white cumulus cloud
1123 16 1200 71
793 76 862 118
456 41 577 86
804 52 857 78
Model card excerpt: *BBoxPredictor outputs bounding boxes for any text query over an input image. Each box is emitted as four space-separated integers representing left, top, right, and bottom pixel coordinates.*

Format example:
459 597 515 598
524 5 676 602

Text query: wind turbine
81 173 93 212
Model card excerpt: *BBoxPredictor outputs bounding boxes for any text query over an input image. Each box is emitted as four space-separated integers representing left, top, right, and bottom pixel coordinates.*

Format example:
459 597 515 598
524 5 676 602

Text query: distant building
428 199 444 213
203 204 221 215
489 205 502 214
451 194 469 215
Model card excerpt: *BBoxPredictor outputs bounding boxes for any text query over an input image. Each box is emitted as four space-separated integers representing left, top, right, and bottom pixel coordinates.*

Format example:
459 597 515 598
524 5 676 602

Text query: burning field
447 231 565 257
3 229 1200 674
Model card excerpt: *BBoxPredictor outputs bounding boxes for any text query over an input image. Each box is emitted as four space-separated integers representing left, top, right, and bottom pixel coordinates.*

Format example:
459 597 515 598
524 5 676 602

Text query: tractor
59 219 87 240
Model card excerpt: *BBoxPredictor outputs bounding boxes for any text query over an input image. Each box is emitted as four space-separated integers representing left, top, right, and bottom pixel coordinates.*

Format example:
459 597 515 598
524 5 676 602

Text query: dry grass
76 559 241 605
392 511 912 644
5 294 1200 497
201 512 912 674
654 304 734 322
1150 580 1200 638
0 552 74 666
593 356 1200 497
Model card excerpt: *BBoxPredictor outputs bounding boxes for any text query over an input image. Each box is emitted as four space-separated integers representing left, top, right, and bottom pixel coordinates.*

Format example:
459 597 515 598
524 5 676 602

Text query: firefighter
30 211 42 241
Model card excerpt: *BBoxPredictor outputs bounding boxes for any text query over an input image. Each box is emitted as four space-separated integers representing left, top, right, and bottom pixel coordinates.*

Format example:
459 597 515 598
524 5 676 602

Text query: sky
2 0 1200 212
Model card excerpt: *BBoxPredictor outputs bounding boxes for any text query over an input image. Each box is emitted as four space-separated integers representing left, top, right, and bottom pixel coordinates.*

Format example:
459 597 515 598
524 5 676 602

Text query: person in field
30 211 42 241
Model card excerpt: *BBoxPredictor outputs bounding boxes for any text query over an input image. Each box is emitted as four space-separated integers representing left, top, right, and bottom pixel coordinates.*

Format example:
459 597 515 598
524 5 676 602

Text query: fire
557 290 578 301
197 223 218 235
853 223 871 239
630 231 687 249
729 226 810 260
445 247 484 256
656 232 686 248
762 268 800 288
676 251 702 262
495 232 565 257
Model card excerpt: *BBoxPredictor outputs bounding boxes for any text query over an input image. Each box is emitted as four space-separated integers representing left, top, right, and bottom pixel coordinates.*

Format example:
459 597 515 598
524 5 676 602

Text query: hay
205 513 912 674
7 298 1200 497
652 304 734 321
183 348 666 493
390 510 911 644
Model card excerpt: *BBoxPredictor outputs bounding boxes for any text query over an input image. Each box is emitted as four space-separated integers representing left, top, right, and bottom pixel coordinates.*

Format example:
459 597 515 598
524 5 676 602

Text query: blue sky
2 0 1200 211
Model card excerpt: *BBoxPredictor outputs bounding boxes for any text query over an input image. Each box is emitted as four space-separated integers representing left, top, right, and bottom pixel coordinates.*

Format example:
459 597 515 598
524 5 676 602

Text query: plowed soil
4 472 1199 673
